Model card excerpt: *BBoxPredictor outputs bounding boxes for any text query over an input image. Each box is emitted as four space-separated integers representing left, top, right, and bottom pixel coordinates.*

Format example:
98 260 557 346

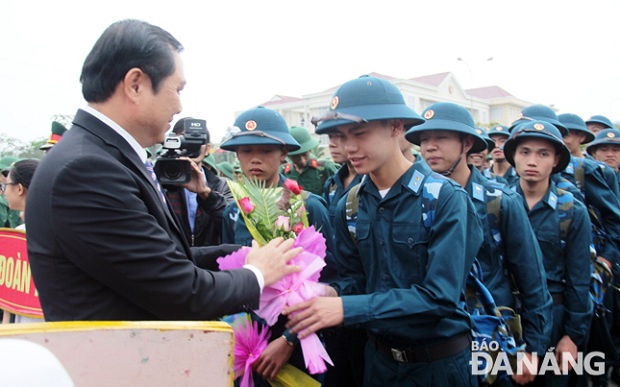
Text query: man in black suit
26 19 300 322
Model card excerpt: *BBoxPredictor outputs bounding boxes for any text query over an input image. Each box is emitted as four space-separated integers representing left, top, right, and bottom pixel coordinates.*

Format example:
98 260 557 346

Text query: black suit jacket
26 109 259 321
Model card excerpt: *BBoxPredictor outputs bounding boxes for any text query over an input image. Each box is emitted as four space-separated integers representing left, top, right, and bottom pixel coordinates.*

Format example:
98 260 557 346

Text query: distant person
586 115 615 135
164 117 233 248
282 126 337 195
39 121 67 154
4 159 39 229
467 128 494 172
216 161 235 180
26 19 301 322
4 158 42 323
0 156 23 228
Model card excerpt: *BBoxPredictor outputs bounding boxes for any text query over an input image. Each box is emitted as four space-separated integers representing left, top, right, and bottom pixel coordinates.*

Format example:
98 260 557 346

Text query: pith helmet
487 125 510 138
586 129 620 155
558 113 595 144
585 115 614 130
405 102 488 153
509 105 568 136
312 75 424 134
288 126 319 156
504 120 571 174
220 106 300 152
475 128 495 151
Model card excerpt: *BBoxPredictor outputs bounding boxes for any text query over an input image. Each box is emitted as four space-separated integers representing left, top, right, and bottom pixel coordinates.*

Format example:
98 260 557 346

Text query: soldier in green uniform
0 156 23 228
39 121 67 153
282 126 337 195
284 75 483 386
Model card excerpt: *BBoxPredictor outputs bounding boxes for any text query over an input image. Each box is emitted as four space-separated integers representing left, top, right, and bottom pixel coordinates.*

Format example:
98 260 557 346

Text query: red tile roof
410 72 451 86
261 95 304 106
466 86 514 99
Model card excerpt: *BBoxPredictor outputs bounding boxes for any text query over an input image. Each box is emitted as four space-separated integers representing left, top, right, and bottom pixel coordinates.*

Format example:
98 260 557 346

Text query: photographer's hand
180 158 211 199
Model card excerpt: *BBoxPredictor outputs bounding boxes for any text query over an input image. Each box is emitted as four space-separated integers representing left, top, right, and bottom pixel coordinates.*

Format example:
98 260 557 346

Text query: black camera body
154 119 207 186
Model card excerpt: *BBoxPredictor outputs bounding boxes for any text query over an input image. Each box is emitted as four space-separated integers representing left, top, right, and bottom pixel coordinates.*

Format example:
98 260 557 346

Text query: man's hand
245 238 301 286
283 296 344 339
253 337 294 381
180 158 211 198
512 352 537 385
555 335 578 373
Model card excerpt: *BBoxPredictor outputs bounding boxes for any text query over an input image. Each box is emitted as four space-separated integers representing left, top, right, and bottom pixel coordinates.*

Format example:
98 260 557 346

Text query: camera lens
163 162 183 180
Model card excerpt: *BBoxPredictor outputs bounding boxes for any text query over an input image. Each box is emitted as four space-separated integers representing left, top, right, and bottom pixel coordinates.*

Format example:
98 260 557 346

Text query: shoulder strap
555 188 574 241
573 158 586 192
345 183 361 243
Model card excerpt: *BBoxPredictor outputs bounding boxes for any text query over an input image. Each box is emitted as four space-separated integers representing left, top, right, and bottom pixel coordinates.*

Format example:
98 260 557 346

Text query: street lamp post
456 57 494 115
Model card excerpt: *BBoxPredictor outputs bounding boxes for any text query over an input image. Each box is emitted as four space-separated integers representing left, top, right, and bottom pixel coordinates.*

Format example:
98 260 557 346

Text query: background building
225 71 533 149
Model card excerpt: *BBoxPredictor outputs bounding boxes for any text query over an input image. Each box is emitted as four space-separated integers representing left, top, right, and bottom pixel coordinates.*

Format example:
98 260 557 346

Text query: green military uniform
282 126 336 195
281 154 336 195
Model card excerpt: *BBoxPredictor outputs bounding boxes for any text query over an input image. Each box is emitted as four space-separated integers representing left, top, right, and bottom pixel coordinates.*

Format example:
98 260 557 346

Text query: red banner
0 228 42 317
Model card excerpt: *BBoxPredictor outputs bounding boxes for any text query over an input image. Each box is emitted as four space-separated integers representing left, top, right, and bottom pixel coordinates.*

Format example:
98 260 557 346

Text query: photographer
163 117 233 251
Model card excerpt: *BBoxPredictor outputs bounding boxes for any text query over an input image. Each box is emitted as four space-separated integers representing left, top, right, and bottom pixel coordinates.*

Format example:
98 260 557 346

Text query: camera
154 118 208 186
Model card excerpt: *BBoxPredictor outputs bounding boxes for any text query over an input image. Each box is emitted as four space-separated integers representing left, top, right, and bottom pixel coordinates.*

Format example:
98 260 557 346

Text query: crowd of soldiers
213 76 620 386
19 19 620 387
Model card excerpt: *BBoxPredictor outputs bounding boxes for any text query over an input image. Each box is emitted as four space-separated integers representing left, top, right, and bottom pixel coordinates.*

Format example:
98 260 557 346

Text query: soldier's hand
283 296 344 339
245 238 301 286
253 336 294 381
512 352 537 384
555 335 577 373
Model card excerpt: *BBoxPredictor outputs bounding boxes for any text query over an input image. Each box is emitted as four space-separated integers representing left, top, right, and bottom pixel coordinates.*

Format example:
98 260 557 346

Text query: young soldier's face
512 138 560 184
327 132 347 164
587 123 607 134
592 144 620 172
290 151 310 170
467 149 489 169
562 130 585 155
236 144 288 187
490 134 508 161
334 120 400 175
419 130 468 174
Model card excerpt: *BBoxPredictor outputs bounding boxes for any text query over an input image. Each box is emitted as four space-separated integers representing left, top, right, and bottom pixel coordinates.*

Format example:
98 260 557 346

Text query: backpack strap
344 170 444 244
345 183 361 243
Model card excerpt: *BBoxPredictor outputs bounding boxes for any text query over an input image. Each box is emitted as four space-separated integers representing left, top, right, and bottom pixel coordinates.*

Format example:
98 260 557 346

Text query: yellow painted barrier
0 321 234 386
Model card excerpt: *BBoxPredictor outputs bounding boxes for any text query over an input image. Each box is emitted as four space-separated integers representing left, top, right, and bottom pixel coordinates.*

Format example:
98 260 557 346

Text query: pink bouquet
220 178 333 385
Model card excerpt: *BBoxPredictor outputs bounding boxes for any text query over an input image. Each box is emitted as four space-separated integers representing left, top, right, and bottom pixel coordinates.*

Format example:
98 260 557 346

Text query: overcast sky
1 0 619 144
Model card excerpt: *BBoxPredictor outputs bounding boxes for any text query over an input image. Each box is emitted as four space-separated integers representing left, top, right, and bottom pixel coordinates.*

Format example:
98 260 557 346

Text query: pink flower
296 204 306 220
231 314 270 387
283 179 303 195
238 197 255 214
291 222 304 235
275 216 290 232
217 246 250 271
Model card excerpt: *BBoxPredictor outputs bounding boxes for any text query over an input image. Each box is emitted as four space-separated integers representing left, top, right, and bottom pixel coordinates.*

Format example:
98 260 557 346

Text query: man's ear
123 68 147 102
463 135 474 154
391 119 405 137
206 143 212 153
